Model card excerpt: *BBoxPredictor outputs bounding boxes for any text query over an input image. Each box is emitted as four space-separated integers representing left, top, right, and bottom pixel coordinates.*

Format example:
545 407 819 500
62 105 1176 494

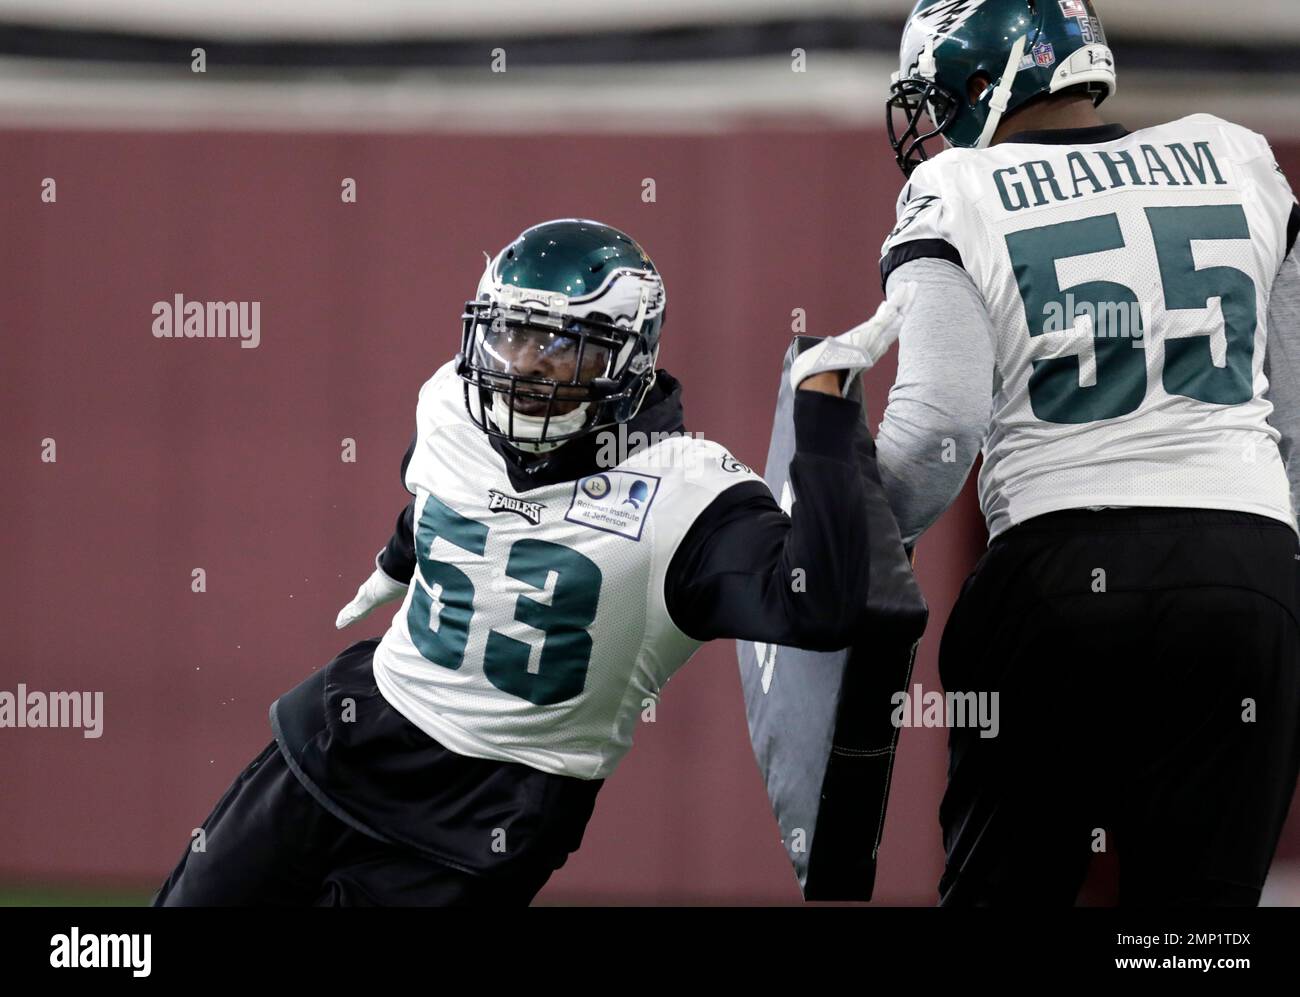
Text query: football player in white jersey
153 219 912 906
876 0 1300 905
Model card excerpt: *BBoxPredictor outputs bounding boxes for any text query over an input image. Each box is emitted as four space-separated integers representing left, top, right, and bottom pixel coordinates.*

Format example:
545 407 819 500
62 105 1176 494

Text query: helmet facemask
459 272 660 455
887 53 961 179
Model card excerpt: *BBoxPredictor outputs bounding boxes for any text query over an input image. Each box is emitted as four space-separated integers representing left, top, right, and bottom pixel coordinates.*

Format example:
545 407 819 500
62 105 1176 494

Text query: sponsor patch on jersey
486 489 545 525
566 470 661 541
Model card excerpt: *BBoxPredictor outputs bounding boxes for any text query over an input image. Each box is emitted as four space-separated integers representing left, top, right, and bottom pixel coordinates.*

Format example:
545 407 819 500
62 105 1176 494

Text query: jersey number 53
407 495 603 706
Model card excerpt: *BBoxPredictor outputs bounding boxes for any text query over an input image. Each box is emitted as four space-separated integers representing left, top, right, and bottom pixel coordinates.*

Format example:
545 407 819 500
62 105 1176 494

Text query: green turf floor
0 886 153 907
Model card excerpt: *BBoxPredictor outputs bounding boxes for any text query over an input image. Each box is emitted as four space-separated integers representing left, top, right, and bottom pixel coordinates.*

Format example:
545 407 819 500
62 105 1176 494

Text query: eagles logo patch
486 489 545 526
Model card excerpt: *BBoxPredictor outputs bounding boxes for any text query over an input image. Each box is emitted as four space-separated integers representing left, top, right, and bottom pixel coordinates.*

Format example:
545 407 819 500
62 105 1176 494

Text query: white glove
335 556 409 629
789 281 917 395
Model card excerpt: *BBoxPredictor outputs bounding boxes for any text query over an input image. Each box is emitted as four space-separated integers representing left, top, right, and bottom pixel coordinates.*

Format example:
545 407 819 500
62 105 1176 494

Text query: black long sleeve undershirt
377 433 418 583
663 390 873 652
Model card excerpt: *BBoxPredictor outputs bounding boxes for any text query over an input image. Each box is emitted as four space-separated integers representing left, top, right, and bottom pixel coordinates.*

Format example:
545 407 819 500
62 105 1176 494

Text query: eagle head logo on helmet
456 219 667 455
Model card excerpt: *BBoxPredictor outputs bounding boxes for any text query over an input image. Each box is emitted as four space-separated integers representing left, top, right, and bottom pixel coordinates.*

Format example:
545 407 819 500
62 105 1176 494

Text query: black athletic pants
151 639 597 907
150 740 557 906
937 508 1300 907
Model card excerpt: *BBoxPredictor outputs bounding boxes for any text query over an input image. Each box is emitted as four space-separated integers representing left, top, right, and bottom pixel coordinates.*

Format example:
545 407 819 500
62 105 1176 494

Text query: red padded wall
2 126 1297 903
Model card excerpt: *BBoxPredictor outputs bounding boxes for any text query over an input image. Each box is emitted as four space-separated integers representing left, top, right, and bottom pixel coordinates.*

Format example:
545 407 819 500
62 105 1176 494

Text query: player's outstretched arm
335 433 420 629
664 296 912 652
334 501 416 629
335 558 409 629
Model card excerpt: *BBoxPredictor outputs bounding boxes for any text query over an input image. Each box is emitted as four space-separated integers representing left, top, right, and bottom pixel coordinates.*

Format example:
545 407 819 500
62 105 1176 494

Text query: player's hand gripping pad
736 337 928 902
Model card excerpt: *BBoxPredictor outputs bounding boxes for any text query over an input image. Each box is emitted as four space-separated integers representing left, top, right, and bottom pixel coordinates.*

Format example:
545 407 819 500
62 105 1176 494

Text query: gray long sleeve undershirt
877 249 1300 545
877 257 995 546
1264 250 1300 523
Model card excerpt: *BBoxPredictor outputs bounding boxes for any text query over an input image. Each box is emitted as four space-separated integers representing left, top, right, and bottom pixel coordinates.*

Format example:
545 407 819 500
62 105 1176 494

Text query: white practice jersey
882 114 1300 538
371 361 764 779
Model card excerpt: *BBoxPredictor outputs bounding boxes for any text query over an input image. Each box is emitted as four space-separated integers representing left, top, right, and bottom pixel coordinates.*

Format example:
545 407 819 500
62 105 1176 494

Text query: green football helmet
458 219 666 454
887 0 1116 177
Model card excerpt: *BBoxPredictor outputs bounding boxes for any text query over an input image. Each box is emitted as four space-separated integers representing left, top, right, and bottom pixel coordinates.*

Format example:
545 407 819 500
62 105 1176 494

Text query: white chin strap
490 394 591 454
974 33 1029 149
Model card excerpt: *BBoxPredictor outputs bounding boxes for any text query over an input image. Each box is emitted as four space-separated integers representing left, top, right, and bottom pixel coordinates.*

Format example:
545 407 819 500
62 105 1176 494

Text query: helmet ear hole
967 73 993 106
